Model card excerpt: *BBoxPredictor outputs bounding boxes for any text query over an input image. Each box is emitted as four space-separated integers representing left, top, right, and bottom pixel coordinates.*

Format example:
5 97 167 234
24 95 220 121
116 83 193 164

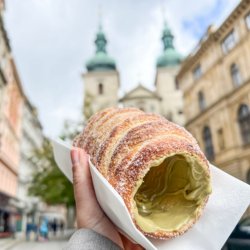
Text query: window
0 52 7 73
217 128 225 150
203 126 215 161
238 104 250 145
175 79 179 90
166 112 173 121
230 63 242 87
222 30 236 54
98 83 103 95
193 64 202 80
246 12 250 30
247 169 250 185
137 101 145 111
198 91 206 111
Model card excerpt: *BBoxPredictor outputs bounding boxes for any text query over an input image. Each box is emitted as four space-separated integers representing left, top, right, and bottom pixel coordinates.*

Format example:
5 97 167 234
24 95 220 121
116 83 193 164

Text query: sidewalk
0 229 75 250
0 237 24 250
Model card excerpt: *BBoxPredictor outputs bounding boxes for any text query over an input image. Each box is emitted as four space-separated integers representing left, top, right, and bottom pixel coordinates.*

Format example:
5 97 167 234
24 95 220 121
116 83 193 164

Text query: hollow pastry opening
134 154 211 233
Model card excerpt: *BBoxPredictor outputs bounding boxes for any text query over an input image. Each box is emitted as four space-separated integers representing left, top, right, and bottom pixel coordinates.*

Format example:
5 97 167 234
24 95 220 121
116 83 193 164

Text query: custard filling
134 155 212 233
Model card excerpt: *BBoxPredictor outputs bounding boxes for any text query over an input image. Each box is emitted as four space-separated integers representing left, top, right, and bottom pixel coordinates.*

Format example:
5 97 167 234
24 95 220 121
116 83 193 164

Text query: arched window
203 126 215 161
198 91 206 111
238 104 250 145
247 169 250 185
98 83 103 95
175 79 179 90
231 63 242 87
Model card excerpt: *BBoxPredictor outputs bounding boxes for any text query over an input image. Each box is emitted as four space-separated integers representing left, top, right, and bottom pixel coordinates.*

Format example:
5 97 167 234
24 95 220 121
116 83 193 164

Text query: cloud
4 0 240 137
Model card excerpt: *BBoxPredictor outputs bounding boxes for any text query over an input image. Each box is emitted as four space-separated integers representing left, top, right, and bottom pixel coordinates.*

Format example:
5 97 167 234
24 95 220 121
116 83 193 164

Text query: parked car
223 217 250 250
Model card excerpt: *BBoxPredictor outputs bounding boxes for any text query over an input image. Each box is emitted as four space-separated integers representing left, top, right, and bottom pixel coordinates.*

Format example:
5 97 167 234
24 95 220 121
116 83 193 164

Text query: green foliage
28 120 84 207
28 139 74 206
84 91 94 120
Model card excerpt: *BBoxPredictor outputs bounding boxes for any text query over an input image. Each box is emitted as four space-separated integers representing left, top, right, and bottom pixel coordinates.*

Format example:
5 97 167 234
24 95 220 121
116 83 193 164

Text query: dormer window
193 64 202 80
222 30 236 54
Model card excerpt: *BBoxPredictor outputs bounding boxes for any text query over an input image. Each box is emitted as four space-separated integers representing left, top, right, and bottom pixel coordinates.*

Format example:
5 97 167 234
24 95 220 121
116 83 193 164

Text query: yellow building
177 0 250 183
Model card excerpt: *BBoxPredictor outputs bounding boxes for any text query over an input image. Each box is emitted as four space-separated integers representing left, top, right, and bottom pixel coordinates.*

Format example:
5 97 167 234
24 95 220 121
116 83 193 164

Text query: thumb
71 148 90 189
70 148 91 207
70 148 102 228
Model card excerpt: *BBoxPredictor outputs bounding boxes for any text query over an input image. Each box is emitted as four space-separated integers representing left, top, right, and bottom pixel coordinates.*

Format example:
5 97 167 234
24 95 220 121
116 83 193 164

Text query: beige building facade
83 70 119 119
177 0 250 183
155 65 184 124
120 84 161 114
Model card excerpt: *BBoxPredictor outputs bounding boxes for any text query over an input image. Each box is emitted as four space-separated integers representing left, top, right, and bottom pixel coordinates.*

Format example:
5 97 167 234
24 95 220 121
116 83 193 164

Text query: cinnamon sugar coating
73 107 210 239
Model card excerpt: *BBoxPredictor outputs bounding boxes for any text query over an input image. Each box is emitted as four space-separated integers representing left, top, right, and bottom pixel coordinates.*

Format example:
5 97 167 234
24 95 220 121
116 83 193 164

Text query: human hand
71 147 143 250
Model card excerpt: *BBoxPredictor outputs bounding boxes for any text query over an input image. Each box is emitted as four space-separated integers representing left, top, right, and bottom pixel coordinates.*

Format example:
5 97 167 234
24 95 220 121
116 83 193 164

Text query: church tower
83 23 119 119
155 21 185 125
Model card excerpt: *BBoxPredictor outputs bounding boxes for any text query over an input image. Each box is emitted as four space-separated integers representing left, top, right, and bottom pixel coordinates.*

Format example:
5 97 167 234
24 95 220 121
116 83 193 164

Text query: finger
71 148 89 188
70 148 103 228
71 148 92 203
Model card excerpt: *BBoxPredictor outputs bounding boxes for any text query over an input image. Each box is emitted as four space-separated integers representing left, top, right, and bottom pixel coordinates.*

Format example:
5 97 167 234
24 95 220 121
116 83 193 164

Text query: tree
28 119 84 207
84 91 94 120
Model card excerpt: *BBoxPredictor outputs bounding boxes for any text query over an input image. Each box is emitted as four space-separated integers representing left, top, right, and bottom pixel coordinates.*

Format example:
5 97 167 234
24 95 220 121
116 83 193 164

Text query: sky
4 0 240 137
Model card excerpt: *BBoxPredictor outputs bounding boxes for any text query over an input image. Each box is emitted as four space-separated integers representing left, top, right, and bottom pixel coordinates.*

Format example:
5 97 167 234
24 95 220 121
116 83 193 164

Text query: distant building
0 1 7 119
0 0 24 236
120 84 161 113
18 97 44 234
83 20 185 125
177 0 250 183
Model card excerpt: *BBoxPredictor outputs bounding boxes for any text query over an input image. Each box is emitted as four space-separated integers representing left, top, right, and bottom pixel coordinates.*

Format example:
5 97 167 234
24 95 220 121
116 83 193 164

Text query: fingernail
71 149 79 165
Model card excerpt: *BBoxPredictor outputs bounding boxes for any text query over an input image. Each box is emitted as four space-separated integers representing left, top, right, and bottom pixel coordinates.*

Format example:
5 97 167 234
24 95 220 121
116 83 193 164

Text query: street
10 240 67 250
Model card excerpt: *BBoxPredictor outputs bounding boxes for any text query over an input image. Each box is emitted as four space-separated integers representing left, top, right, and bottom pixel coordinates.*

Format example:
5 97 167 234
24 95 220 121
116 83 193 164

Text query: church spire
95 5 107 53
85 8 116 72
156 8 183 69
162 21 174 50
95 24 107 53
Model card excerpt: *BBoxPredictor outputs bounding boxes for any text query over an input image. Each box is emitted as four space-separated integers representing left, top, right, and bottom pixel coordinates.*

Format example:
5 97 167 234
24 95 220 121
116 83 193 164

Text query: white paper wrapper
52 138 250 250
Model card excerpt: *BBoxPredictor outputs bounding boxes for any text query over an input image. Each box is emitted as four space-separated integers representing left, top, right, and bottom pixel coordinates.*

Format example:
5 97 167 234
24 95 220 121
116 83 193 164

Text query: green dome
86 52 116 71
157 48 183 67
157 22 182 68
86 25 116 72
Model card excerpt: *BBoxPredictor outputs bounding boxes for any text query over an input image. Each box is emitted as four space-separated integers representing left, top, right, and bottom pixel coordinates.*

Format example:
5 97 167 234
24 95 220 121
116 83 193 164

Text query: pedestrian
60 220 64 235
33 223 39 241
25 220 32 241
9 215 16 239
39 218 49 241
52 218 58 236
